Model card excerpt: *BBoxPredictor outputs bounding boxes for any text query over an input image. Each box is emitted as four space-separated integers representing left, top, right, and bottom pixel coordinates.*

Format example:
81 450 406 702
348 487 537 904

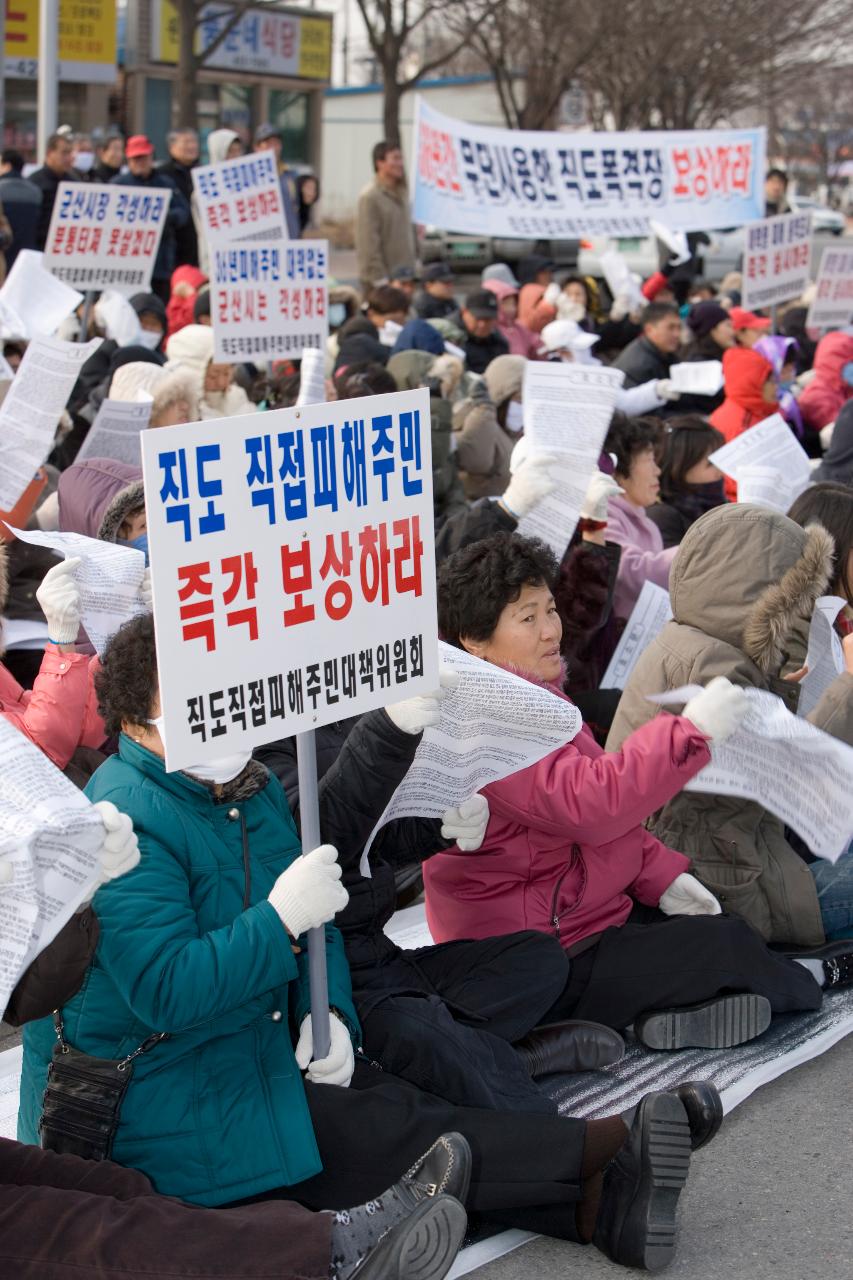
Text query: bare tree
777 65 853 196
174 0 254 130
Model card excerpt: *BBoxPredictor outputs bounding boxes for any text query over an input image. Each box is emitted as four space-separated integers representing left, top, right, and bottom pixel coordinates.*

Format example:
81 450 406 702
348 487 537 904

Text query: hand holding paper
386 662 461 734
36 557 83 644
655 379 680 402
92 801 140 883
441 794 490 851
502 442 558 519
582 470 625 521
682 677 749 743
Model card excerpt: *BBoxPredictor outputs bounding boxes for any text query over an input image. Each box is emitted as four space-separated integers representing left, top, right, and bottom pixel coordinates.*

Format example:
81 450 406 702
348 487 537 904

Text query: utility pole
37 0 59 159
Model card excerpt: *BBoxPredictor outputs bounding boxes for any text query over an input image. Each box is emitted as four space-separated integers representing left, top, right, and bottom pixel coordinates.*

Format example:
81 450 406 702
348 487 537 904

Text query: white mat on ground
1 907 851 1280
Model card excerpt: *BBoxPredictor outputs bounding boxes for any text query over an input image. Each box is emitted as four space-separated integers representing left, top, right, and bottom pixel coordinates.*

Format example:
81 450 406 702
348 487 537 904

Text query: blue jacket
18 736 359 1206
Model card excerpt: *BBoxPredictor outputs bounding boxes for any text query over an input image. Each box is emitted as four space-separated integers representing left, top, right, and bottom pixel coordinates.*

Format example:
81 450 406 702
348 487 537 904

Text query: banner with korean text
741 211 813 312
43 184 168 294
141 390 438 771
210 240 329 362
192 151 288 248
807 246 853 331
412 97 766 237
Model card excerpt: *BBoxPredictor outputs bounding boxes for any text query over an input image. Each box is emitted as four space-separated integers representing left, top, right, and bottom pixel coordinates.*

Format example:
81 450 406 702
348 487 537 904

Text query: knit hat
129 292 167 326
165 323 215 376
484 354 526 407
687 300 730 340
482 263 520 290
109 360 168 402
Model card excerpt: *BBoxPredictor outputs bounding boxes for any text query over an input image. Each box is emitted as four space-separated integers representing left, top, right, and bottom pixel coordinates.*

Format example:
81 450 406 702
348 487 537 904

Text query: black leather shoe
516 1020 626 1076
351 1195 467 1280
783 939 853 989
402 1132 472 1205
674 1081 723 1151
593 1090 691 1272
634 994 771 1050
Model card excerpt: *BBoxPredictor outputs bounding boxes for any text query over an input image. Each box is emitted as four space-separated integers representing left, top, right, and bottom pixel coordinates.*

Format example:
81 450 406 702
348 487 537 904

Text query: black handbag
39 1010 167 1162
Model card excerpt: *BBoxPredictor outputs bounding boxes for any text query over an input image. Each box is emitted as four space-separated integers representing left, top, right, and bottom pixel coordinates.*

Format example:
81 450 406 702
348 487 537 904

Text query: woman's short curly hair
604 413 663 478
438 533 559 647
95 613 159 736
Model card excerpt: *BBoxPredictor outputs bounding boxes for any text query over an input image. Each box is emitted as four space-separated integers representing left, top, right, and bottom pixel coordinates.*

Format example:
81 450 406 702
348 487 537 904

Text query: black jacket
29 166 77 250
158 157 199 267
462 327 509 375
613 334 674 389
413 290 457 321
108 171 190 283
92 161 121 185
0 174 41 268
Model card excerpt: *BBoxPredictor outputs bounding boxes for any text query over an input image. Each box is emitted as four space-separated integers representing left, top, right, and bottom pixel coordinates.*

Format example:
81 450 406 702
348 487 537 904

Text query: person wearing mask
110 136 190 304
482 279 542 358
165 322 255 418
253 122 301 240
92 130 125 184
29 132 77 250
0 149 39 270
355 140 416 298
764 168 791 217
129 292 168 353
710 347 779 497
69 133 96 180
457 289 509 374
517 255 558 333
613 303 682 395
159 127 200 268
19 612 722 1276
730 306 771 349
414 262 458 320
798 331 853 436
646 417 726 548
449 352 522 499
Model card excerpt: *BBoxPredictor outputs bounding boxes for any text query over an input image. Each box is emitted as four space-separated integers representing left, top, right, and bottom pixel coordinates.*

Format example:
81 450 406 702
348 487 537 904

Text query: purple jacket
605 495 678 620
57 459 142 539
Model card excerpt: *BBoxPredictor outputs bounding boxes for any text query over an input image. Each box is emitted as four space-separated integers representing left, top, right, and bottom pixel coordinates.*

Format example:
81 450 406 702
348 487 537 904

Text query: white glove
555 297 586 323
441 794 490 850
581 470 624 521
682 676 749 743
93 801 141 883
36 557 83 644
543 282 561 307
659 872 721 917
501 449 558 519
386 662 461 734
295 1012 354 1087
268 844 349 937
139 567 153 610
655 379 681 402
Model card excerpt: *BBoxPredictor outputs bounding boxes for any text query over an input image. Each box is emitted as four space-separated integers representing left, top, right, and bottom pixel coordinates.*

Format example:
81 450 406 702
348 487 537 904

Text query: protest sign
517 361 623 559
43 184 169 294
708 413 811 510
650 686 853 862
601 581 672 690
0 336 102 512
0 720 105 1021
0 250 83 339
412 97 766 238
798 596 847 720
74 397 153 467
141 389 439 771
192 151 288 249
741 211 813 312
806 245 853 331
361 643 582 872
210 240 329 362
7 528 147 657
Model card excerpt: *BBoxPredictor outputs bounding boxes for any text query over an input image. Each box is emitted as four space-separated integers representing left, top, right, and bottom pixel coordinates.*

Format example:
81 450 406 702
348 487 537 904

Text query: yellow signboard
4 0 117 81
152 1 332 82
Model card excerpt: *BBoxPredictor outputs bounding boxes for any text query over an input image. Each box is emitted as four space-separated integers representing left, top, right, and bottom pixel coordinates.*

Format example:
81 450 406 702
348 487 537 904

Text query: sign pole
295 729 331 1060
77 291 95 344
37 0 59 161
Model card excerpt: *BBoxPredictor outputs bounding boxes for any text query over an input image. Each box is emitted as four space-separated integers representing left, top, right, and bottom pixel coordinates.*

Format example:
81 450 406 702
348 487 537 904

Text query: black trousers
356 932 570 1113
289 1061 586 1242
544 912 823 1030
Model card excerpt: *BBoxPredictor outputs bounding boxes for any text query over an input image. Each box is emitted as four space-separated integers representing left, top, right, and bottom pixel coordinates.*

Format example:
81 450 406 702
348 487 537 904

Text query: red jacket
799 331 853 433
710 346 778 500
518 283 557 333
166 265 208 339
423 677 709 952
0 646 104 770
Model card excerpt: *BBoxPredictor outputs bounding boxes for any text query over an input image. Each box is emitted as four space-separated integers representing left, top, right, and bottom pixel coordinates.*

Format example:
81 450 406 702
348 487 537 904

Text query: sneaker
634 994 771 1051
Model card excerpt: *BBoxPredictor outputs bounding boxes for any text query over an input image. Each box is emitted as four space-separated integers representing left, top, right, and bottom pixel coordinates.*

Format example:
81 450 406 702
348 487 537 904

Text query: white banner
141 390 439 771
741 211 813 312
192 151 288 249
43 183 169 294
806 244 853 331
211 240 329 362
412 97 766 238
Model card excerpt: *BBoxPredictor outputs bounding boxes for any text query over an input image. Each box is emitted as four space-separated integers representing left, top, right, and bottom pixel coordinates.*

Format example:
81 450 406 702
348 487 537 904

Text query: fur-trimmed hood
670 503 834 674
97 481 146 544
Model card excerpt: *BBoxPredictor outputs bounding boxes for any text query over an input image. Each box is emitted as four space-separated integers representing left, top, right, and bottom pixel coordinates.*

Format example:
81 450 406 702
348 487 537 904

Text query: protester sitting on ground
603 415 679 620
387 349 468 521
364 285 411 344
148 368 200 427
109 359 169 404
730 306 771 349
482 262 519 289
813 400 853 486
165 322 254 418
753 334 805 440
128 292 167 353
678 300 734 412
166 265 208 338
778 303 817 374
613 303 682 402
646 417 726 548
710 347 779 497
334 319 391 373
482 278 542 359
426 532 849 1045
52 346 167 470
609 502 853 950
540 320 681 417
57 458 142 541
798 330 853 436
450 353 523 499
388 263 417 302
333 361 397 399
414 262 458 320
390 317 445 358
456 289 509 374
517 254 559 333
559 273 643 353
18 612 717 1274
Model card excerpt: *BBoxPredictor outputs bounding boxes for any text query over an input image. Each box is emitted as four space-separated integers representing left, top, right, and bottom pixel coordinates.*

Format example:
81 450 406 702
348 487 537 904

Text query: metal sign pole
77 290 95 343
295 729 331 1060
36 0 59 161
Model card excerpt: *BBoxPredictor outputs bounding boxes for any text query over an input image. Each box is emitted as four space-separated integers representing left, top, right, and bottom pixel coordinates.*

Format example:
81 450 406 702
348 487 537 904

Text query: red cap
125 135 155 159
730 306 772 332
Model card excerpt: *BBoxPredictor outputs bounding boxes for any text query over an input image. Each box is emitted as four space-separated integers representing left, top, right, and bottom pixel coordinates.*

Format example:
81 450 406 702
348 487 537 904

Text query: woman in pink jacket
0 543 104 771
425 533 829 1048
799 330 853 435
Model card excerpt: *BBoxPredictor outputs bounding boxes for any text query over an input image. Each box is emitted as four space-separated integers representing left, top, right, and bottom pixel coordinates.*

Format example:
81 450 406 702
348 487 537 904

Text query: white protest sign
807 245 853 332
412 96 766 238
192 150 288 248
741 211 813 312
296 347 328 408
648 219 690 262
599 250 644 311
141 389 438 771
210 240 329 363
709 413 811 509
361 643 583 873
517 361 623 559
75 397 153 467
7 527 147 657
0 336 102 512
669 361 723 396
0 250 83 338
650 686 853 862
798 595 847 720
43 183 169 294
601 580 672 690
0 720 105 1020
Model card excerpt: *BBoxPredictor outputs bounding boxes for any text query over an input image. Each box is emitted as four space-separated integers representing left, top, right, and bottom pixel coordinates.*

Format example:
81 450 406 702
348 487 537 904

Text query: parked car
792 198 845 235
419 226 579 272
